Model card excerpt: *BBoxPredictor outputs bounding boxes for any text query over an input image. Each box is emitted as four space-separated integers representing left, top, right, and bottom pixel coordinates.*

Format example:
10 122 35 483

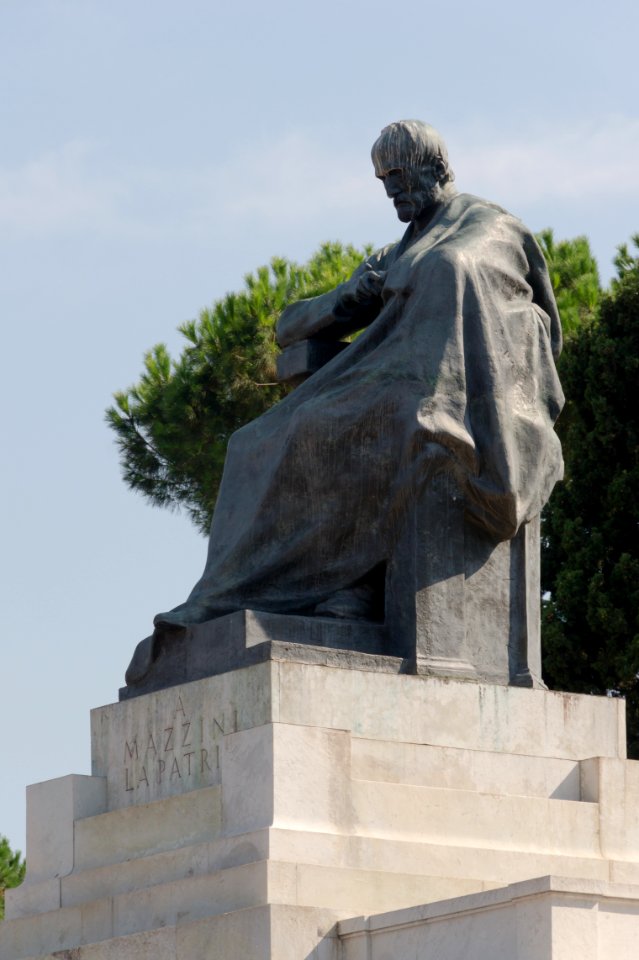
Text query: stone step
12 819 620 923
74 784 222 872
7 831 269 921
352 780 601 856
64 829 268 911
0 862 271 959
19 852 639 960
268 827 613 886
7 766 606 924
0 858 484 958
7 905 342 960
4 783 223 922
351 736 583 800
338 876 639 960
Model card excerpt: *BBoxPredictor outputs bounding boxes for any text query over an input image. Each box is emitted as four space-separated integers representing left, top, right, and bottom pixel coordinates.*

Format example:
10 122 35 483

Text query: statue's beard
395 179 442 223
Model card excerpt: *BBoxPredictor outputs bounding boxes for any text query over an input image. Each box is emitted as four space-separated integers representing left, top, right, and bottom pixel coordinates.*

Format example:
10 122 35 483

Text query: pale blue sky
1 0 638 855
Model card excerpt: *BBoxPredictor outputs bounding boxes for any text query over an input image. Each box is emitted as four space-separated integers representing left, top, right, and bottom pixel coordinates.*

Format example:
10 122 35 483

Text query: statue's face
376 162 440 223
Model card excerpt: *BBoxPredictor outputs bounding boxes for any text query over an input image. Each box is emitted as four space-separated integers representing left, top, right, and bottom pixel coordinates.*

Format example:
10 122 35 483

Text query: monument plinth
4 637 639 959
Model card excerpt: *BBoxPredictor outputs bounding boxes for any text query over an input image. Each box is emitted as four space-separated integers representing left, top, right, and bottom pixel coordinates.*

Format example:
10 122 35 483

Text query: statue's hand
341 268 386 308
336 268 386 314
276 266 386 349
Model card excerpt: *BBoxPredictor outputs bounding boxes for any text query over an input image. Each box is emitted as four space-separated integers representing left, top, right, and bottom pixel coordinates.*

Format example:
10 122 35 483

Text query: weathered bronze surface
124 121 563 697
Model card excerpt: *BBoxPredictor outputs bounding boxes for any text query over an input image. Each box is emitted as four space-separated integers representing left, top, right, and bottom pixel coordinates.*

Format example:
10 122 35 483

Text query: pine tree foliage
0 835 25 921
536 231 602 527
541 236 639 754
537 228 601 338
106 242 370 533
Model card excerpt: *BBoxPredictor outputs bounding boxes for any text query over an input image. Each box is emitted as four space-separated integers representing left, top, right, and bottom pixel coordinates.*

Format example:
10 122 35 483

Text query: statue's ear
432 156 448 183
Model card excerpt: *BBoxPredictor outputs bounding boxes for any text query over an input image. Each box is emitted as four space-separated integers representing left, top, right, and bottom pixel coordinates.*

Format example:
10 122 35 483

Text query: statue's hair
371 120 455 183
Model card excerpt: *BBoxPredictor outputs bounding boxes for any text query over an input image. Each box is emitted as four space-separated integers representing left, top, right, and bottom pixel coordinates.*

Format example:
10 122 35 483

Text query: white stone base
2 658 639 958
339 876 639 960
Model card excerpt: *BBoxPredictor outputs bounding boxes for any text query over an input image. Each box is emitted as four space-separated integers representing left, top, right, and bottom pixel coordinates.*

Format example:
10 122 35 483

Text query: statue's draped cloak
156 193 564 627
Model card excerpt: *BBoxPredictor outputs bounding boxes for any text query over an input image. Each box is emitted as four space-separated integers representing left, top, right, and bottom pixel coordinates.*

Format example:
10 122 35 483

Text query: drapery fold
156 193 564 627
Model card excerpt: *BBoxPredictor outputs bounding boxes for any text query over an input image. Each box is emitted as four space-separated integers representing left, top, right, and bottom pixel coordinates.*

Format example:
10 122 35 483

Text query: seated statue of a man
126 119 564 685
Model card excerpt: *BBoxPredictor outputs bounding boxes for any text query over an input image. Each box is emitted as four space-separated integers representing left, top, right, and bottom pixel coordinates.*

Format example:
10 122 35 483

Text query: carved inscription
122 694 237 796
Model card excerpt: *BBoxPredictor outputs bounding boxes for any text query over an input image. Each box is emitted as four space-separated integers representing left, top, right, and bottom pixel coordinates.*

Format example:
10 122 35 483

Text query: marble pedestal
3 648 639 959
339 876 639 959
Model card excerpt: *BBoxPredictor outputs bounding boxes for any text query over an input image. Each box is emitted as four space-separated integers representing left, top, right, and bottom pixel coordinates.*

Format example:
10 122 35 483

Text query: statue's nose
384 177 401 198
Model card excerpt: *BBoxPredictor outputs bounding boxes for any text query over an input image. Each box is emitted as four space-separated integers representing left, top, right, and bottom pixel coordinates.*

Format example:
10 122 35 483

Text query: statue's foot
153 617 187 632
314 584 376 621
125 622 185 686
125 633 157 686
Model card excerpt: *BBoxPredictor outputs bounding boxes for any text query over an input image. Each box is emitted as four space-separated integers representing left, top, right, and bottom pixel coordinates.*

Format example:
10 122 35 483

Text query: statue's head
371 120 455 223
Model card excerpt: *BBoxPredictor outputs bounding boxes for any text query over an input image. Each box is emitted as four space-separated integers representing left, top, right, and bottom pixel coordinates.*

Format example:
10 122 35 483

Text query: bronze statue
126 121 563 692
